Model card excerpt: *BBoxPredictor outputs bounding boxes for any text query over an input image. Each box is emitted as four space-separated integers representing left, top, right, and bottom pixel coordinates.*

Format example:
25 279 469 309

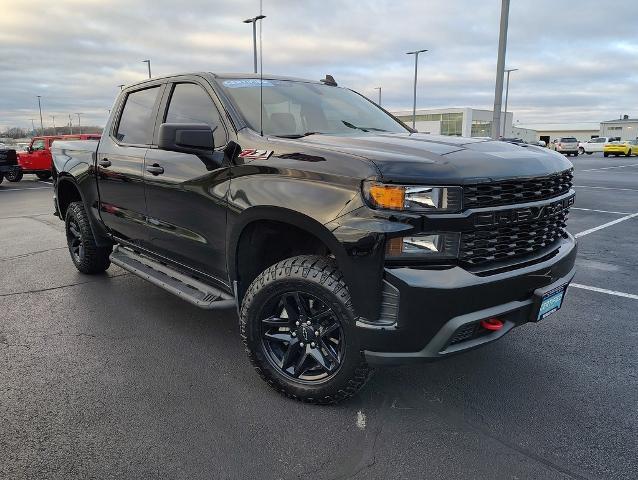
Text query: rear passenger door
143 80 231 283
97 84 164 246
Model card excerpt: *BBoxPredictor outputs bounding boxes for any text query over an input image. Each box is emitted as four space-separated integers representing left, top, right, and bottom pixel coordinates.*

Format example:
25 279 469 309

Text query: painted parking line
571 207 633 215
0 187 51 192
580 163 638 172
571 283 638 301
573 185 638 192
574 212 638 238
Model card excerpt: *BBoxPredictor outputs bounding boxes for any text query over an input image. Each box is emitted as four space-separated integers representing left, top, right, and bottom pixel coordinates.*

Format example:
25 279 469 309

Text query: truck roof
120 72 323 91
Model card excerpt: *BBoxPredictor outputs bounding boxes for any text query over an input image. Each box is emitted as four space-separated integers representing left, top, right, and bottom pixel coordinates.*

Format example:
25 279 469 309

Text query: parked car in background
530 140 547 147
10 134 100 182
550 137 579 156
580 137 612 155
628 139 638 156
0 147 21 184
603 141 633 157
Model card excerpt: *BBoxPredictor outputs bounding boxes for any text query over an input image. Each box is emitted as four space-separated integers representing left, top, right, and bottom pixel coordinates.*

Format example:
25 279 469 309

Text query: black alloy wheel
240 255 371 404
260 291 344 382
66 217 84 264
6 170 23 182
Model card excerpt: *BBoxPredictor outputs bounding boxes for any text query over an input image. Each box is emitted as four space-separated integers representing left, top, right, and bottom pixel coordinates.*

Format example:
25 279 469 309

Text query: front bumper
361 235 577 365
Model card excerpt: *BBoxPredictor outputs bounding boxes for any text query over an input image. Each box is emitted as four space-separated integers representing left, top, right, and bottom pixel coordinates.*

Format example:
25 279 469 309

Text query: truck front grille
463 169 573 209
459 205 569 267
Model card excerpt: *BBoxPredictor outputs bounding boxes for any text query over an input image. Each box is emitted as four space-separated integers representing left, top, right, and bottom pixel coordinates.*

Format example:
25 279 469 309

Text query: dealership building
600 116 638 140
392 108 513 138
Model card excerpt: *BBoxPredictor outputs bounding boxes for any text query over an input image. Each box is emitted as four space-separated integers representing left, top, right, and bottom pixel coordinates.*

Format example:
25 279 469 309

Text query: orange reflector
368 184 405 210
385 237 404 256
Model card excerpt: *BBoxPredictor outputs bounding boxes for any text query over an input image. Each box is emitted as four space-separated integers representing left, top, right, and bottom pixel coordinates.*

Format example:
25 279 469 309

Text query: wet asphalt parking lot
1 152 636 479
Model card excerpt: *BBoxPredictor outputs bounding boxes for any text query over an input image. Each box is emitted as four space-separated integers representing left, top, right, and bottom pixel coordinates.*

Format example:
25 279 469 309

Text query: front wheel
626 150 632 157
578 147 585 155
65 201 112 274
36 171 51 180
604 152 609 157
240 255 371 404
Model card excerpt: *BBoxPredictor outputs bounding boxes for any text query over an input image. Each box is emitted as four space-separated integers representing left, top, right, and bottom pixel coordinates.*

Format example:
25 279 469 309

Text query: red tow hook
480 318 504 331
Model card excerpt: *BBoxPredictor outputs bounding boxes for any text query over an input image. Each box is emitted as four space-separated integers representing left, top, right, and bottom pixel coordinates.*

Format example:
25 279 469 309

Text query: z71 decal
239 149 273 160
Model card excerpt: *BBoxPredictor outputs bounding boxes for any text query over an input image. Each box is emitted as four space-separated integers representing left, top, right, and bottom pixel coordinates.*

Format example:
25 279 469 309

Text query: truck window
32 139 46 151
116 86 161 145
165 83 226 147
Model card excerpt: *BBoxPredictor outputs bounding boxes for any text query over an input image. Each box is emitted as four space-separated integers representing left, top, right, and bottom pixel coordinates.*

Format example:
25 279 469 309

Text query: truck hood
277 133 573 184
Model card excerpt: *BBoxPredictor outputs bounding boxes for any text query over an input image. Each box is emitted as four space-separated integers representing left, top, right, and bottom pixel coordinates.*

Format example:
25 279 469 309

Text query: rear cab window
560 137 577 142
115 86 162 145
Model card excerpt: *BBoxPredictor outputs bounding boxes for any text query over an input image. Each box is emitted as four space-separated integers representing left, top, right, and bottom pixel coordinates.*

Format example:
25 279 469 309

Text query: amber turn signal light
367 184 405 210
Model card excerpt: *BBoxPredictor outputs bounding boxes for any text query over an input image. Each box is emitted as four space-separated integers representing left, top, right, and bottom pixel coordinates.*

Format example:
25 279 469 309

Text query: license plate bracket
535 284 567 321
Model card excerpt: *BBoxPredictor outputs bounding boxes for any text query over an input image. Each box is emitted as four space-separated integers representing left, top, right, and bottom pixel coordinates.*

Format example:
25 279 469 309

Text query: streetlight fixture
491 0 510 139
142 59 151 79
76 113 83 134
36 96 44 135
406 49 428 129
374 87 382 106
68 114 73 134
502 67 518 136
243 15 266 74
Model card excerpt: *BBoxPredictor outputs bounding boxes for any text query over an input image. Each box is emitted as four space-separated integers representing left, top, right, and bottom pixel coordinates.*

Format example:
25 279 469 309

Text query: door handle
146 164 164 175
98 159 112 168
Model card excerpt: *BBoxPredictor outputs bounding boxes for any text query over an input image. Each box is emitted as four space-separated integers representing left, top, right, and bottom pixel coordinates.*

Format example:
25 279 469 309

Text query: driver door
143 80 231 283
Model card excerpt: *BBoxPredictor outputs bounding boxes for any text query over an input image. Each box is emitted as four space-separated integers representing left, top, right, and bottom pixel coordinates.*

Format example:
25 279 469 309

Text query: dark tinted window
165 83 226 146
116 87 160 144
560 137 577 142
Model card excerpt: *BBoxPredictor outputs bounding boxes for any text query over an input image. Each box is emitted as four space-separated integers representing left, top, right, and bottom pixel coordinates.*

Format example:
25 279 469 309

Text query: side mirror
158 123 215 155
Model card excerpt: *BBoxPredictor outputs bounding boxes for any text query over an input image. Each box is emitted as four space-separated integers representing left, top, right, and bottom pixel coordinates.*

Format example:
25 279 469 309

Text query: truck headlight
385 233 460 259
363 182 462 212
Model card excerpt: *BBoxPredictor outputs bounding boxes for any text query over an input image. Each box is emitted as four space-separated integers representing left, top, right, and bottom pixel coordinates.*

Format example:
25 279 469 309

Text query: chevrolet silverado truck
51 73 577 404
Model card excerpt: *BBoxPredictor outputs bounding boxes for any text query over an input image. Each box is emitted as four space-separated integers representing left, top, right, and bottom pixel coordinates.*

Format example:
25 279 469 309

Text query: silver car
551 137 579 156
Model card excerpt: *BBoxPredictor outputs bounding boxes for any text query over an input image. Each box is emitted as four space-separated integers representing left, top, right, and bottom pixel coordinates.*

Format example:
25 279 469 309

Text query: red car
8 134 100 182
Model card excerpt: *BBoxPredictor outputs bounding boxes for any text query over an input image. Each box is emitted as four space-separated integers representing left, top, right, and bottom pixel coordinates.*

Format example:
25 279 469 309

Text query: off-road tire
6 170 23 182
65 201 111 274
240 255 372 404
36 171 52 180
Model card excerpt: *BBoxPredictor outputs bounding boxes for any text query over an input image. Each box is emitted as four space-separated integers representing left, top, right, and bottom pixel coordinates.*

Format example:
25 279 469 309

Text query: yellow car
603 140 634 157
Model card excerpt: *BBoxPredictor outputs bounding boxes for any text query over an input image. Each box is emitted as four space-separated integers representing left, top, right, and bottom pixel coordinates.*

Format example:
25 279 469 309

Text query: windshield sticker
223 79 275 88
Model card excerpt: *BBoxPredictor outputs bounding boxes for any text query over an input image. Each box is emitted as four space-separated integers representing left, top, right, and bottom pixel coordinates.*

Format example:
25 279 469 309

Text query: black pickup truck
51 73 577 403
0 147 21 184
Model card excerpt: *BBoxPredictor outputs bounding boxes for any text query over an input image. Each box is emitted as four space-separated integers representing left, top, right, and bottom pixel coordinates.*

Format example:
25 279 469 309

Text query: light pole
491 0 510 139
406 49 428 129
76 113 82 134
51 115 56 134
502 67 518 136
36 96 44 135
30 119 36 136
68 114 73 134
142 59 151 79
243 15 266 73
374 87 382 106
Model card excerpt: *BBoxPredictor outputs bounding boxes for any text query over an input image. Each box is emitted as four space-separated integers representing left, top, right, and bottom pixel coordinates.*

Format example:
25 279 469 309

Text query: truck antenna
259 1 264 137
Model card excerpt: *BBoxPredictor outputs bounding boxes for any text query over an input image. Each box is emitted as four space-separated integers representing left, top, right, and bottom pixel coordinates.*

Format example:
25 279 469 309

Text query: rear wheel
626 149 632 157
240 255 371 404
36 171 51 180
65 201 112 274
604 152 609 157
6 170 23 182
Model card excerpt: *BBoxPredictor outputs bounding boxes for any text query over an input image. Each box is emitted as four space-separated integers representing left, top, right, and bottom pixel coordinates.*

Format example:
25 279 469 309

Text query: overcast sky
1 0 637 132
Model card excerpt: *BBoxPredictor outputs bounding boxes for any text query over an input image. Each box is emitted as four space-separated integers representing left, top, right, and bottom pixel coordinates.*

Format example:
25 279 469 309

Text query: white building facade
600 117 638 140
392 108 513 138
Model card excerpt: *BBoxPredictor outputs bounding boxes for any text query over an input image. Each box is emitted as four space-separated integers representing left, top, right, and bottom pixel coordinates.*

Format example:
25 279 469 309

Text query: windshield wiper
273 132 324 139
341 121 388 133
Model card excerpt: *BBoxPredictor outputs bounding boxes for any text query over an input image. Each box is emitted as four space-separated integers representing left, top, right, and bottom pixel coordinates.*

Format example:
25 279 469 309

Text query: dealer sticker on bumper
537 286 566 320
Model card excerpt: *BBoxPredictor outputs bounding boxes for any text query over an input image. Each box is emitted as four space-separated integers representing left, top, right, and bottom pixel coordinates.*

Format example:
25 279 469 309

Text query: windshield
219 78 408 137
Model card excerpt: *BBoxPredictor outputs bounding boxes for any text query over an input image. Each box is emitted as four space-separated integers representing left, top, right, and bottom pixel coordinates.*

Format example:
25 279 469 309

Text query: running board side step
110 245 235 309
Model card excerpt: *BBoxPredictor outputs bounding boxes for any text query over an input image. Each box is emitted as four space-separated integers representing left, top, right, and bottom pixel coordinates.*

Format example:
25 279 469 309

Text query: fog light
385 233 460 259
